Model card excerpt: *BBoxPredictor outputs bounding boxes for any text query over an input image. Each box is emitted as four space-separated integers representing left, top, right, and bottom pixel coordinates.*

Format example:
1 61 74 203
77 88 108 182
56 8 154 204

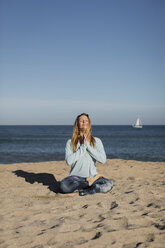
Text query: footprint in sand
79 214 86 218
129 197 139 205
82 204 88 209
96 223 104 228
97 202 104 208
127 177 135 181
93 214 105 223
141 212 149 216
104 216 128 232
110 201 118 210
76 238 88 245
154 223 165 230
146 233 155 242
91 231 102 240
122 242 143 248
37 231 45 236
125 190 134 194
47 238 57 246
147 202 160 208
49 224 60 229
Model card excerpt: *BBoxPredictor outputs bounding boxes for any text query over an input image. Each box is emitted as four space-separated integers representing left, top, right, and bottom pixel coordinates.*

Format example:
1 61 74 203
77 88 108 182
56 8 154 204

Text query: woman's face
78 115 89 130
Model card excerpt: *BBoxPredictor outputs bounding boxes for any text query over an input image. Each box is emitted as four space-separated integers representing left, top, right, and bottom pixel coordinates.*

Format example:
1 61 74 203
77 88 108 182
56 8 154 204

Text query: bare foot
61 192 79 197
86 174 104 186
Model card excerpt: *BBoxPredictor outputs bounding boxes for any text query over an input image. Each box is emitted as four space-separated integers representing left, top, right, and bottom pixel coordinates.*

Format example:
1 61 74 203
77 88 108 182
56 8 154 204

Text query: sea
0 125 165 164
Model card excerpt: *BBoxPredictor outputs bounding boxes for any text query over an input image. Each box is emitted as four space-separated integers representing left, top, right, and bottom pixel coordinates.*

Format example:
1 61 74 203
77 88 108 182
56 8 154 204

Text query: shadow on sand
12 170 61 193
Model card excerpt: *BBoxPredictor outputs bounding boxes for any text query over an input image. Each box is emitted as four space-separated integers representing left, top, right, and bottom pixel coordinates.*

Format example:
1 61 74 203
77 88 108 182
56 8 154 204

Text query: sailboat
133 117 143 128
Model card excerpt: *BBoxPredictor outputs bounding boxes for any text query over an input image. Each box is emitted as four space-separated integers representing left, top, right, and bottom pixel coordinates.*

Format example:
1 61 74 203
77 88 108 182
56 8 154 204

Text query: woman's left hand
83 134 87 145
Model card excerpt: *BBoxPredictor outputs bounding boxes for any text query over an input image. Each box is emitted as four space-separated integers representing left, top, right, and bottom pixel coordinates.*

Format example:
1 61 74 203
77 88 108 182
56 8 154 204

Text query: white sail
135 117 140 126
133 117 142 128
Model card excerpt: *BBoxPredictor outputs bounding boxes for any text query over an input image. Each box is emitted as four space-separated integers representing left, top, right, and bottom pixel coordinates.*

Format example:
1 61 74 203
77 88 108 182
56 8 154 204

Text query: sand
0 159 165 248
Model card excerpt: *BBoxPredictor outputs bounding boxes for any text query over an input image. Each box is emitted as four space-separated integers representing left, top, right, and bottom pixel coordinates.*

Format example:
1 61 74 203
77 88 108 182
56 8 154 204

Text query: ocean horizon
0 125 165 164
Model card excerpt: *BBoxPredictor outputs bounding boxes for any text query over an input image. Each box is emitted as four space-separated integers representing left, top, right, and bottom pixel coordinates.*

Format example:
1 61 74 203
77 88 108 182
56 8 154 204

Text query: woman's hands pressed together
82 134 87 145
80 134 87 145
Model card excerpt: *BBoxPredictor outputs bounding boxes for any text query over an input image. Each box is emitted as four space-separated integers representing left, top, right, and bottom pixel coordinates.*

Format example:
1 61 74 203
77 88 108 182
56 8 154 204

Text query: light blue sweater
65 137 106 178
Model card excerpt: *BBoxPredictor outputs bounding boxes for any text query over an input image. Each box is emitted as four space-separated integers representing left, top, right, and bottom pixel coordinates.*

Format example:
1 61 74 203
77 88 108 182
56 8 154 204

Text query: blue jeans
60 175 113 195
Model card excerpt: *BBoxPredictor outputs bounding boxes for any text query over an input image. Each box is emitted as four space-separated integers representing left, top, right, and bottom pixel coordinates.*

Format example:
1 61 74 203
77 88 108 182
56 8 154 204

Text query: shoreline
1 157 165 165
1 159 165 248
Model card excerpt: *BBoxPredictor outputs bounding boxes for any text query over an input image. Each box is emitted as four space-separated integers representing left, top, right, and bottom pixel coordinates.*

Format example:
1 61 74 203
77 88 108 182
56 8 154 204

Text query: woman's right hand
82 134 87 145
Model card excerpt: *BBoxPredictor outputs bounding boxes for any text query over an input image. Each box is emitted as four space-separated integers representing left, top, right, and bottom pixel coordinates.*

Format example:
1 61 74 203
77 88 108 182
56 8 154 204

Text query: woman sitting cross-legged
60 113 113 196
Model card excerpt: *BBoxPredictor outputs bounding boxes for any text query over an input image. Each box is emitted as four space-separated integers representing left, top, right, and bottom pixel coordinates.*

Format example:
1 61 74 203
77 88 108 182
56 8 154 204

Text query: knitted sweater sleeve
86 138 106 164
65 139 87 165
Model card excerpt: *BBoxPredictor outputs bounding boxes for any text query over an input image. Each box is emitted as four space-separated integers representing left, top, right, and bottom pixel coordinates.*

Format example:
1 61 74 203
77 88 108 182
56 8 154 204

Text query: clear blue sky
0 0 165 125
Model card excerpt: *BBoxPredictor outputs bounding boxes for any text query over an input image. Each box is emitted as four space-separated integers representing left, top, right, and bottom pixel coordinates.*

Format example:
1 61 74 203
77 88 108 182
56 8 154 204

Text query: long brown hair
71 113 96 152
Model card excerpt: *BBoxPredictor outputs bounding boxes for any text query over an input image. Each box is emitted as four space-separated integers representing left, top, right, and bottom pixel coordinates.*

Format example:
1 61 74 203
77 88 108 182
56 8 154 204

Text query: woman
60 113 113 196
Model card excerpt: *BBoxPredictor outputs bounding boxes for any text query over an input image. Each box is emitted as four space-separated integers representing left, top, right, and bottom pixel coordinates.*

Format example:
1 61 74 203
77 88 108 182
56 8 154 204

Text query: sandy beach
0 159 165 248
